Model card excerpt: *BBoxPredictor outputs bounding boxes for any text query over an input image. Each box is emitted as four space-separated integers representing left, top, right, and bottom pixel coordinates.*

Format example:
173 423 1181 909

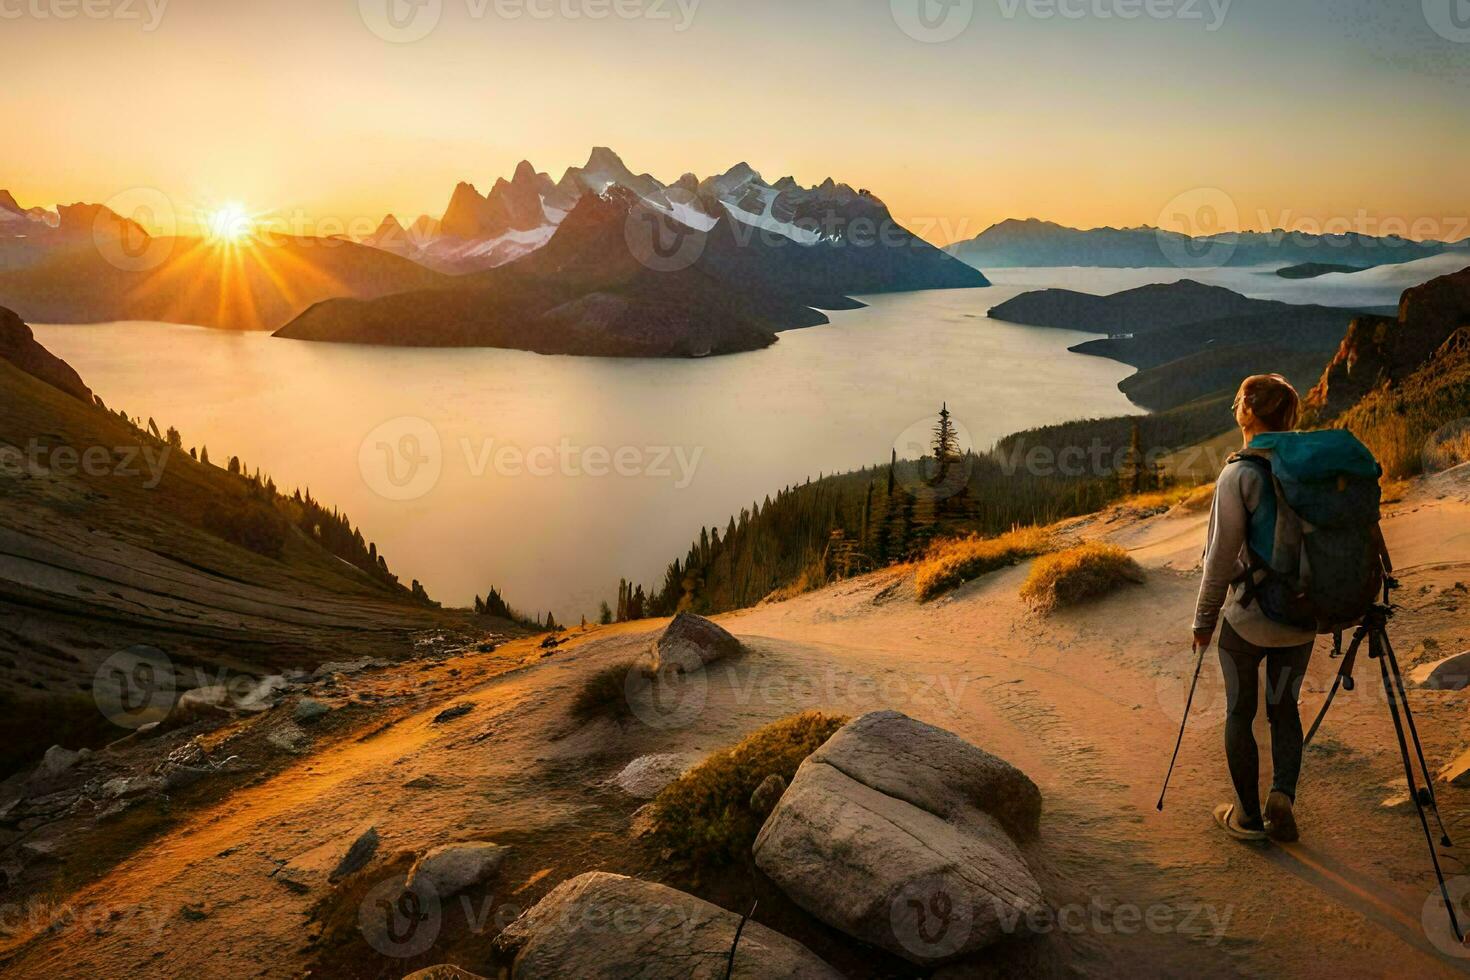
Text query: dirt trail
5 474 1470 978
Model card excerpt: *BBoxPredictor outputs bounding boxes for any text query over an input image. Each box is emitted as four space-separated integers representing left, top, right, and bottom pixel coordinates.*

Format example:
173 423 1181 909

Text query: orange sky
4 1 1467 245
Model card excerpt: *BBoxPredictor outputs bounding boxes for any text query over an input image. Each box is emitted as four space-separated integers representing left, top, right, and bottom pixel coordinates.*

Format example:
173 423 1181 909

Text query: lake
33 266 1328 621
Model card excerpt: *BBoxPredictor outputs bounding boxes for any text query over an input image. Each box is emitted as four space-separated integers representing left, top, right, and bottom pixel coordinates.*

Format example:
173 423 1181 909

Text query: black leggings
1218 621 1314 823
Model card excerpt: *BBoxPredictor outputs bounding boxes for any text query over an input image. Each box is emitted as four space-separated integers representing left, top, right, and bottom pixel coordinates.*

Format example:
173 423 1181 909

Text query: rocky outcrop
0 306 93 402
1306 265 1470 420
650 611 741 673
274 819 378 893
495 872 841 978
610 753 694 799
405 842 507 898
753 711 1045 966
808 709 1041 840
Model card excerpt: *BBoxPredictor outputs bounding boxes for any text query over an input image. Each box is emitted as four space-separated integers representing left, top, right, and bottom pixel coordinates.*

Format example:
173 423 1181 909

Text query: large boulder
610 754 695 799
808 709 1042 839
405 842 507 898
496 872 840 979
650 612 741 673
1409 650 1470 691
753 711 1045 966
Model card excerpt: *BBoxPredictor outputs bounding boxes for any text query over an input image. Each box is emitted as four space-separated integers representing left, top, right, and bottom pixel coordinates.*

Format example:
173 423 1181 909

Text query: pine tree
931 403 958 485
598 600 613 625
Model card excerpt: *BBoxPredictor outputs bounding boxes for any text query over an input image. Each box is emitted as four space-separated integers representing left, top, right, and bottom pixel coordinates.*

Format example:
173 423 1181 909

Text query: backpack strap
1226 452 1276 610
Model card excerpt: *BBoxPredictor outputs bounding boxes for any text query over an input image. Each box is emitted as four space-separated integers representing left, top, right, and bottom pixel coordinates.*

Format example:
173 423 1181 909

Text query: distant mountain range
947 217 1468 270
989 279 1370 412
278 148 986 355
0 149 985 351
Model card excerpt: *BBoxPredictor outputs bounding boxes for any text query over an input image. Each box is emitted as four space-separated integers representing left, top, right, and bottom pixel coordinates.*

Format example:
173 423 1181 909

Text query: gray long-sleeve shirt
1193 454 1318 649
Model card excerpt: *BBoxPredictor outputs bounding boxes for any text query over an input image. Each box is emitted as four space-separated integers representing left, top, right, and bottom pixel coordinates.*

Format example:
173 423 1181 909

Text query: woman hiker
1192 374 1314 843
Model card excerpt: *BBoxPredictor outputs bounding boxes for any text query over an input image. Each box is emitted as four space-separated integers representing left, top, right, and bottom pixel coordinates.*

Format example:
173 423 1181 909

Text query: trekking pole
1158 641 1207 811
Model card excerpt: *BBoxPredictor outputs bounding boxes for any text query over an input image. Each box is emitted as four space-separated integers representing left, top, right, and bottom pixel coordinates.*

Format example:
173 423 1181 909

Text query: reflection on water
36 280 1152 620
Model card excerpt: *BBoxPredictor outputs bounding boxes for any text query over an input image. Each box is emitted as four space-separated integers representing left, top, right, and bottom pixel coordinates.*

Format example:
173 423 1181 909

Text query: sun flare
203 202 255 244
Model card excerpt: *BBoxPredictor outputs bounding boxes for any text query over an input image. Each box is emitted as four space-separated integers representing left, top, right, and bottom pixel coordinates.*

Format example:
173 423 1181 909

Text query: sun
203 202 255 243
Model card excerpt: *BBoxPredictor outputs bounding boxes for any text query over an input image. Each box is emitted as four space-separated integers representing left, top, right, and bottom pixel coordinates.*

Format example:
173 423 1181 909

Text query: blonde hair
1234 374 1300 432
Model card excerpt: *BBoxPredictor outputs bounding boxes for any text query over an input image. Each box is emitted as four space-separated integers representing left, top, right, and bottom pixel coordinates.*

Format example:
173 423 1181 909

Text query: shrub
1020 541 1144 613
914 526 1053 601
201 499 287 558
570 660 639 721
649 711 847 865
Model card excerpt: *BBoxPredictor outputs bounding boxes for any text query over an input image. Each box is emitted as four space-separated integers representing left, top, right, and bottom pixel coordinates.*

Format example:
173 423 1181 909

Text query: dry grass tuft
649 711 847 865
914 526 1053 601
570 660 640 721
1020 541 1144 613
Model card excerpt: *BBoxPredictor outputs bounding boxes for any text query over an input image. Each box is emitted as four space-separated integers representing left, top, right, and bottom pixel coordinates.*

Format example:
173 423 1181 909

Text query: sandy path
5 477 1470 977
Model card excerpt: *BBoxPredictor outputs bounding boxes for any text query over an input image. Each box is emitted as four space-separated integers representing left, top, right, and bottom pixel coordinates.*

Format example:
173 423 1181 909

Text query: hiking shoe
1265 790 1299 843
1214 803 1267 842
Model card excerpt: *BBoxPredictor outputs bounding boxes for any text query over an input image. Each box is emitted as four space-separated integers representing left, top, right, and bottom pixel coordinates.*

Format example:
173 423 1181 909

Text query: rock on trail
495 871 841 978
753 710 1046 965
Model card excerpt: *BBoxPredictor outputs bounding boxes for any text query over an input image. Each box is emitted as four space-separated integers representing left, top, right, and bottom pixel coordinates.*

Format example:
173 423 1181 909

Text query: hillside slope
0 315 474 770
0 235 451 331
4 470 1467 978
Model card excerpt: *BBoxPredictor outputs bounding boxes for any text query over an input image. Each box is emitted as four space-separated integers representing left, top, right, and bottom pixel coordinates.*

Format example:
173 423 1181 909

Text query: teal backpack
1230 429 1386 634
